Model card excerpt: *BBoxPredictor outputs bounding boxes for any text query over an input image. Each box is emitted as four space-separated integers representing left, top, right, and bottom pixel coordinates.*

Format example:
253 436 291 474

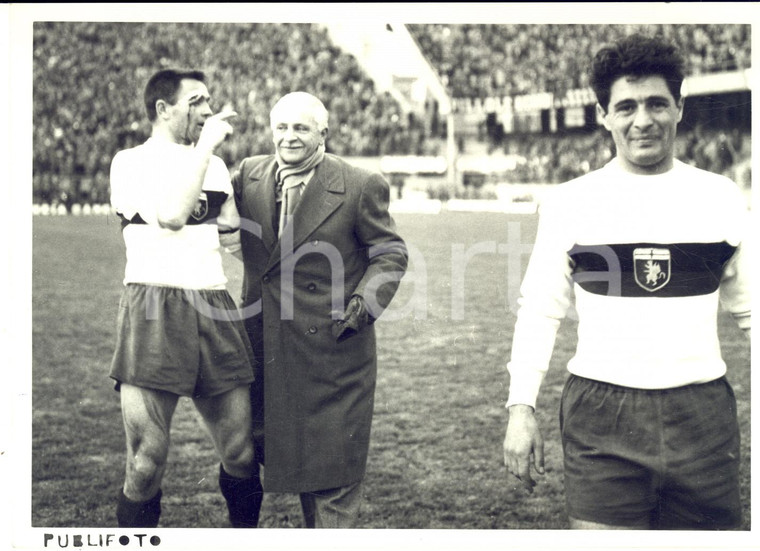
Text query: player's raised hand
197 108 237 151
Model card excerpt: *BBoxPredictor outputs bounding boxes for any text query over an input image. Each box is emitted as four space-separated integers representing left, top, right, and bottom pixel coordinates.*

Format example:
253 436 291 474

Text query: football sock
218 463 263 528
116 488 162 528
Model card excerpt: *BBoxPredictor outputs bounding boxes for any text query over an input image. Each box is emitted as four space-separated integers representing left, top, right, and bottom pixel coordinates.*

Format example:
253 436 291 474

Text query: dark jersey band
118 190 229 230
569 242 737 298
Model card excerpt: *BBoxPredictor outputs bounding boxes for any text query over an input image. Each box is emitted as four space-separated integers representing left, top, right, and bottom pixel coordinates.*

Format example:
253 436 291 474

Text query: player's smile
632 134 659 141
630 134 661 148
598 75 683 175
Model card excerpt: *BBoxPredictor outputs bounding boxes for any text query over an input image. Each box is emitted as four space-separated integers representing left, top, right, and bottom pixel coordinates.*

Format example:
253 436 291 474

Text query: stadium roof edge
681 68 751 97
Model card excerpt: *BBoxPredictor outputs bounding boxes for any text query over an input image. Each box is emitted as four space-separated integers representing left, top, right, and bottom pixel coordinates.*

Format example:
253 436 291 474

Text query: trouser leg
299 480 363 528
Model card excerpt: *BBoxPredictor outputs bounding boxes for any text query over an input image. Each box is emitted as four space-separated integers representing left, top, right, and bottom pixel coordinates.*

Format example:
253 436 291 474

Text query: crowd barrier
31 198 542 217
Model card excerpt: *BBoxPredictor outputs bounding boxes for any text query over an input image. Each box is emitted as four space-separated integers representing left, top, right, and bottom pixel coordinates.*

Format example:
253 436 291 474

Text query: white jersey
506 158 751 409
110 137 236 290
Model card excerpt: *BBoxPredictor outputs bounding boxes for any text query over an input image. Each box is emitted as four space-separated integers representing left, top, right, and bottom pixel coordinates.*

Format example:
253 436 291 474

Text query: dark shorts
110 284 255 398
560 374 741 529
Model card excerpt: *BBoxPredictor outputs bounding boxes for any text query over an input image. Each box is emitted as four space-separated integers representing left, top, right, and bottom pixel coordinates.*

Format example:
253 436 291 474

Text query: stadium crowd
33 22 426 206
488 127 751 187
33 22 750 207
411 23 751 186
408 23 751 98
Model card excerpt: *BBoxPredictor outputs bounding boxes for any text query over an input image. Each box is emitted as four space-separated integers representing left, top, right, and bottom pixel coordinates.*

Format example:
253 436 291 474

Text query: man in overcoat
231 91 408 528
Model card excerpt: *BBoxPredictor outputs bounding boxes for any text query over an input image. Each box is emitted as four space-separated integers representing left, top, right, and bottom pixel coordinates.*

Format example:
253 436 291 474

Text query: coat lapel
267 157 345 272
243 158 278 254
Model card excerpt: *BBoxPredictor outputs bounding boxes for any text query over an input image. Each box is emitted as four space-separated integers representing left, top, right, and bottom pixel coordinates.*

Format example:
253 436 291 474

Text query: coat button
262 275 270 284
308 326 318 334
307 283 316 291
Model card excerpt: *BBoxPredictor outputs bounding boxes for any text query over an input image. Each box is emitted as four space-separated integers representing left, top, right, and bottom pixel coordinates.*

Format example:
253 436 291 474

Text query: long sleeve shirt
506 158 751 409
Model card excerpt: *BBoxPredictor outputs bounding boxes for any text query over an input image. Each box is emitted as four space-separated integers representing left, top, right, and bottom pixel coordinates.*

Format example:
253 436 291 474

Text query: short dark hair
590 33 686 112
144 68 205 122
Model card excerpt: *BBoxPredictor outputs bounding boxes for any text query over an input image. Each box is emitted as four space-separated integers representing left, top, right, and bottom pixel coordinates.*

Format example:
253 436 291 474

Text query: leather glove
332 295 374 343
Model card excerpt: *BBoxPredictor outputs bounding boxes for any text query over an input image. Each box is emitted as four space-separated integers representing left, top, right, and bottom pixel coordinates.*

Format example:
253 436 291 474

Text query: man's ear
596 103 611 131
155 99 169 119
320 127 329 143
675 97 684 124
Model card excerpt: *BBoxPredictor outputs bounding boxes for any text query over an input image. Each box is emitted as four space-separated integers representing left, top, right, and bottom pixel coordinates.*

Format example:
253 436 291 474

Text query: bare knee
220 431 255 478
120 385 177 499
124 434 170 500
195 388 255 478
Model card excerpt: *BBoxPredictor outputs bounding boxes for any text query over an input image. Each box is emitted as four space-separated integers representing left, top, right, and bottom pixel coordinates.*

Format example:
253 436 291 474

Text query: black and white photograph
3 3 755 550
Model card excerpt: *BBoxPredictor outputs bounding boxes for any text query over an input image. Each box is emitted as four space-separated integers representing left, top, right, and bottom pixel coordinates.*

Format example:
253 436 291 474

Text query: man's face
598 75 684 175
271 99 326 165
165 79 212 145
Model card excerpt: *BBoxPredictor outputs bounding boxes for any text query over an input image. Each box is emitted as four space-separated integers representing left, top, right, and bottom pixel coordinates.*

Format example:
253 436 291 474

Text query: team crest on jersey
191 192 208 221
633 247 671 292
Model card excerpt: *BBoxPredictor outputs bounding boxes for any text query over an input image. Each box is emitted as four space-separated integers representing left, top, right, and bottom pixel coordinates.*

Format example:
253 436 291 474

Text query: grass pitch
31 212 750 530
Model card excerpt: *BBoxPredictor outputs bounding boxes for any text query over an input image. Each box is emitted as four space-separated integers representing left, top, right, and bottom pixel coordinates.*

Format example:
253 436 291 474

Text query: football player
109 69 260 528
503 34 750 530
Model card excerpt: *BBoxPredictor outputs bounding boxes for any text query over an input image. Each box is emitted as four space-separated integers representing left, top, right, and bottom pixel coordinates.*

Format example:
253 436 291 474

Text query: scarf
275 143 326 198
275 144 325 234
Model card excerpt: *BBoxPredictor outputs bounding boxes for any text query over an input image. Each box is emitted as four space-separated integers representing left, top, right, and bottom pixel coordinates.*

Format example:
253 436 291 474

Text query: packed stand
408 23 750 99
407 24 751 186
33 23 751 208
492 129 751 186
33 22 424 207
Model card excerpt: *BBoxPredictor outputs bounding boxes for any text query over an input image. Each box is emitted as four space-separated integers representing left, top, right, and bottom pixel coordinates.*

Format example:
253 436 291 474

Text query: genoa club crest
191 192 208 221
633 247 671 292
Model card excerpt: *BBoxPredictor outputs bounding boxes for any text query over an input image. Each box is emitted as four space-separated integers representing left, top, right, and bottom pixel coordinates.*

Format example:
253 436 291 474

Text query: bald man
231 92 408 528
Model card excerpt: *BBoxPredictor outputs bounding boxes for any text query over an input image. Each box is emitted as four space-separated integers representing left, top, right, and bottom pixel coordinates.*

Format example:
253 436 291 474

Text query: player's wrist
507 404 535 417
194 136 221 155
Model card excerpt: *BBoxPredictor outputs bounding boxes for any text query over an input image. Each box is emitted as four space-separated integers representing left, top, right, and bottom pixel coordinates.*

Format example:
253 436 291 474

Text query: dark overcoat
231 153 408 493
